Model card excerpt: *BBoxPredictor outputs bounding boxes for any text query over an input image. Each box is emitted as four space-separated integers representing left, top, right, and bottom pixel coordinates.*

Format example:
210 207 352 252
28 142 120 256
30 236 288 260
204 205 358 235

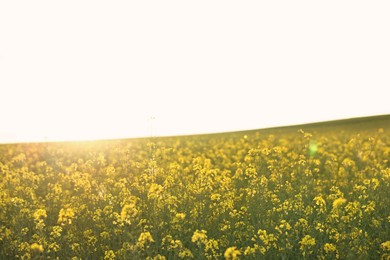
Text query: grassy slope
208 114 390 139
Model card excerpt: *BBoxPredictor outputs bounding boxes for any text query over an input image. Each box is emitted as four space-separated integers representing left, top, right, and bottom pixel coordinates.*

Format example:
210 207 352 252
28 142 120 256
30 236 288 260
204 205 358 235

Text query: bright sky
0 1 389 143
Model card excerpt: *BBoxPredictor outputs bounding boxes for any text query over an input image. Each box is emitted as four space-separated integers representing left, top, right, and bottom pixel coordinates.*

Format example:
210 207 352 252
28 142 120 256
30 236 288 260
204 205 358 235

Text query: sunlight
32 112 152 142
0 93 154 143
0 1 389 143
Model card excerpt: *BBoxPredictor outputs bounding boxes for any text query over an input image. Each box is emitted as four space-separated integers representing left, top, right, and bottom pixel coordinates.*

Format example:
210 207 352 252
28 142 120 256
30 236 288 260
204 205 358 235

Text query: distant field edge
230 113 390 137
1 114 389 145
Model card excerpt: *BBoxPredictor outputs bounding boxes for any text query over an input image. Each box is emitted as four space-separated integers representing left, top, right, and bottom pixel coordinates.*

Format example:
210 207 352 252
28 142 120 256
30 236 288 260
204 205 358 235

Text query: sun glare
0 1 389 143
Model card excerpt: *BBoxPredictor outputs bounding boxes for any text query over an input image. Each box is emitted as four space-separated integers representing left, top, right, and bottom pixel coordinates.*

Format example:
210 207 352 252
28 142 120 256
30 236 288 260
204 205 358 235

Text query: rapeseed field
0 117 389 259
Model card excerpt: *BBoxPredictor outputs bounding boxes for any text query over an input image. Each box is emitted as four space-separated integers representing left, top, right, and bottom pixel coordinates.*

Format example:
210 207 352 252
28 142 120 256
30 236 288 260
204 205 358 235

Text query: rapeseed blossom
30 243 44 253
333 198 347 208
224 247 241 260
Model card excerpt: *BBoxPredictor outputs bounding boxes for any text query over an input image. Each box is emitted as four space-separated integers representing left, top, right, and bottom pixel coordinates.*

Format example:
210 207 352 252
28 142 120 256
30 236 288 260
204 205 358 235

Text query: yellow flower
153 254 166 260
324 243 337 253
341 158 355 168
205 239 220 258
33 209 47 221
381 241 390 251
148 183 164 200
371 178 380 190
138 231 155 244
332 198 347 209
120 203 138 221
299 235 316 255
313 195 327 213
275 220 291 234
30 243 44 253
380 241 390 259
191 229 208 245
50 226 62 238
210 193 221 201
58 208 75 225
178 249 194 258
224 247 241 260
175 213 186 220
104 250 116 260
314 196 326 207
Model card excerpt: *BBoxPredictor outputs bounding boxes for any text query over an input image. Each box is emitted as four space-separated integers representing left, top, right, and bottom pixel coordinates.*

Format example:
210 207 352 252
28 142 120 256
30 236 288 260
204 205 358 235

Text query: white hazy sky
0 1 389 142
